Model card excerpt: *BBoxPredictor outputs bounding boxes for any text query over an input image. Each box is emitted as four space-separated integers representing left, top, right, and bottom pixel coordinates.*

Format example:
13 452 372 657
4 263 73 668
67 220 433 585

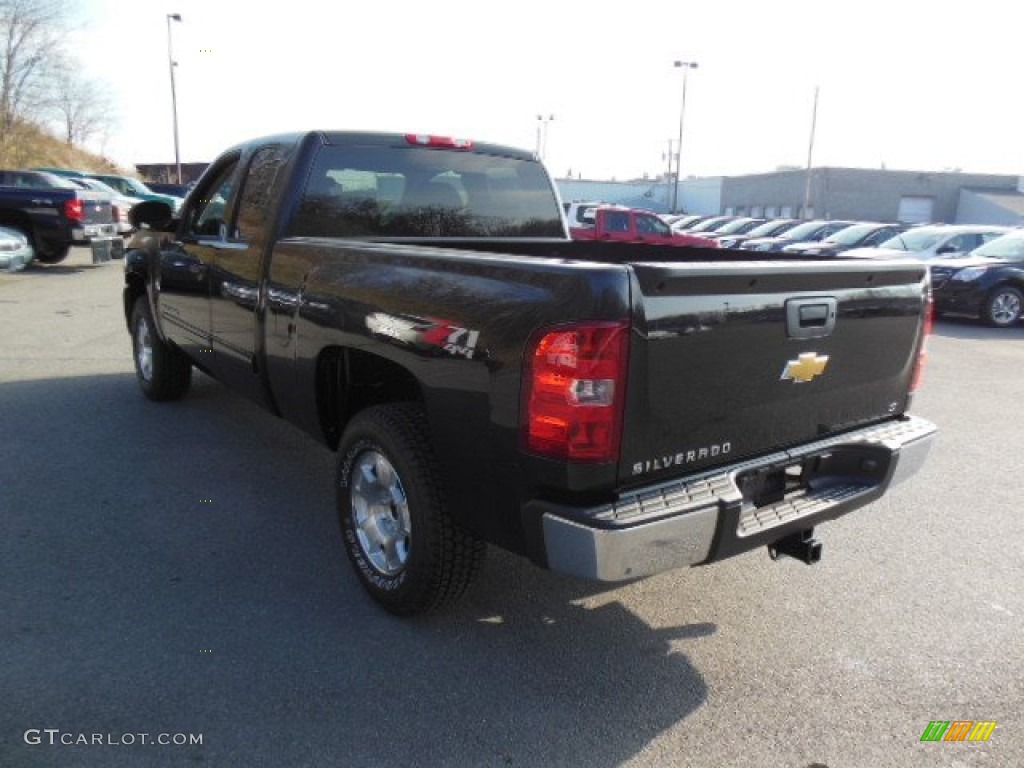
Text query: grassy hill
0 120 130 175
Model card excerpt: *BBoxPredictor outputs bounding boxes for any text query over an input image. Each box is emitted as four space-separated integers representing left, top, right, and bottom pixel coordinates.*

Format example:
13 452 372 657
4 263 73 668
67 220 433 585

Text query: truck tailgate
619 259 929 486
77 191 114 227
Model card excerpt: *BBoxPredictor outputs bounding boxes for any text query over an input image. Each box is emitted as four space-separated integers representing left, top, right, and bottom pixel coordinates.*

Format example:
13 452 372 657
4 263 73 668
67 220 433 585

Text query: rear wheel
336 403 485 615
982 286 1023 327
34 240 71 265
130 297 192 400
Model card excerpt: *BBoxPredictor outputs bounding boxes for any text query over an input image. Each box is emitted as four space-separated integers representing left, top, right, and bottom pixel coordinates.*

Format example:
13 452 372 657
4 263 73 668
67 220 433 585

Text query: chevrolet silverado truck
123 130 936 615
0 169 119 264
570 205 718 248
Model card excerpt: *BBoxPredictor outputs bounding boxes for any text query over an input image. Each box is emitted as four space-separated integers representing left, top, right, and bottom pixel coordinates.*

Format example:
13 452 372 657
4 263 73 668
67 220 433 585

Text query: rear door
208 143 294 408
601 210 632 242
618 259 929 485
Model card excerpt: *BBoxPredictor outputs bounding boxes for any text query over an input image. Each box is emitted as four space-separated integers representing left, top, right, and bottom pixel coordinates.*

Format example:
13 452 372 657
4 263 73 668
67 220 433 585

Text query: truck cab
570 205 718 248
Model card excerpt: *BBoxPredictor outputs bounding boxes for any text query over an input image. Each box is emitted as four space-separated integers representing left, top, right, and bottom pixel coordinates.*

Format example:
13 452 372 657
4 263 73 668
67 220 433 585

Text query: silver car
0 225 34 271
844 224 1011 261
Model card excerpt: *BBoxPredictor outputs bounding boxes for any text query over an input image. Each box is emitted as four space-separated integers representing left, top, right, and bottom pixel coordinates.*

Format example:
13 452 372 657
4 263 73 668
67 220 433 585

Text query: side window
604 211 629 232
188 158 240 237
235 145 293 243
946 234 973 252
867 228 894 246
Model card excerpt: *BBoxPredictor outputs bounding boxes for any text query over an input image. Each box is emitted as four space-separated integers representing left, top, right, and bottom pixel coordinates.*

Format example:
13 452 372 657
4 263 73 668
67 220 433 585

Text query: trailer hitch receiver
768 528 822 565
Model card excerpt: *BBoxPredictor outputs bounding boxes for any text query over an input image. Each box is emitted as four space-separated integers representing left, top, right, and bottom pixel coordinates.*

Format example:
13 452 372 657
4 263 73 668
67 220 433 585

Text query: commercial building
556 168 1024 225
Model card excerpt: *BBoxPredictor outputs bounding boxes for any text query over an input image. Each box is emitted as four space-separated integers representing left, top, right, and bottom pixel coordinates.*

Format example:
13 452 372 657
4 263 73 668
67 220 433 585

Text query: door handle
786 297 837 339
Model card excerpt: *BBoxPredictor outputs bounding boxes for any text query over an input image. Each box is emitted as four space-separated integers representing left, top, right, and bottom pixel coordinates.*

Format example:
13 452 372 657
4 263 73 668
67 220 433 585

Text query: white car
844 224 1011 261
0 225 34 271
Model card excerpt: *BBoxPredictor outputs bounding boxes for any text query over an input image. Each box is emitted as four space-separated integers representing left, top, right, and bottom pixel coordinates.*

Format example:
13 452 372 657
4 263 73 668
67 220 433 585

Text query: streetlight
166 13 183 185
536 114 554 160
672 60 698 213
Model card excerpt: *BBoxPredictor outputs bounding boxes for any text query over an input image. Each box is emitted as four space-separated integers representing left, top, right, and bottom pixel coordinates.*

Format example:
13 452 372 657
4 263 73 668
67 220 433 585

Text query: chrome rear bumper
537 415 936 581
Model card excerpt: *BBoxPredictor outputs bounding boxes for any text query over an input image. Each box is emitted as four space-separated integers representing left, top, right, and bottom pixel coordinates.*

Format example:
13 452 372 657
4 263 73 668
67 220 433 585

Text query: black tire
336 403 485 615
981 285 1023 328
129 297 192 400
34 241 71 265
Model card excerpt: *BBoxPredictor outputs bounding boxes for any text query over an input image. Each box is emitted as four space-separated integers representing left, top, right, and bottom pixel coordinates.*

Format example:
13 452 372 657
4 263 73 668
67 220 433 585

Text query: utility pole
536 114 554 160
664 139 675 212
803 86 819 218
672 60 698 213
166 13 183 185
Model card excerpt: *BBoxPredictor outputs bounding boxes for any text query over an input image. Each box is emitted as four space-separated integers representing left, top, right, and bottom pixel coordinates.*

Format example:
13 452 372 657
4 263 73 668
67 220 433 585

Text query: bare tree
49 56 115 149
0 0 65 137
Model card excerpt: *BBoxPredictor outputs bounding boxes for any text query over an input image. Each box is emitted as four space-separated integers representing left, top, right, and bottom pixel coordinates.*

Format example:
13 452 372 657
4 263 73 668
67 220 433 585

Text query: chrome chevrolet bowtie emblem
781 352 829 383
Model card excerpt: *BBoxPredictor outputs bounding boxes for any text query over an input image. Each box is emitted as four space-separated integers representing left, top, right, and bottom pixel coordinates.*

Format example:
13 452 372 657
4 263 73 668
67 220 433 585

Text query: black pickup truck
123 131 936 615
0 169 119 264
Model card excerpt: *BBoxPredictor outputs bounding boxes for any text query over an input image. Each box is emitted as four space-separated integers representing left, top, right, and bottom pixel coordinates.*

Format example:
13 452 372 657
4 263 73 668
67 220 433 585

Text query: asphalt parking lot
2 248 1022 767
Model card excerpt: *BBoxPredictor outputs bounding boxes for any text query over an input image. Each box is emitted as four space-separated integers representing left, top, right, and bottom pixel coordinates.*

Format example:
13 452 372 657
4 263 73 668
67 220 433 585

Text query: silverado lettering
123 130 936 616
633 443 733 476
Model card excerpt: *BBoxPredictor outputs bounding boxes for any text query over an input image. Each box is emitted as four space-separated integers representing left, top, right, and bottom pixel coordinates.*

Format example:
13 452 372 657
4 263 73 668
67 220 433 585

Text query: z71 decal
366 312 482 359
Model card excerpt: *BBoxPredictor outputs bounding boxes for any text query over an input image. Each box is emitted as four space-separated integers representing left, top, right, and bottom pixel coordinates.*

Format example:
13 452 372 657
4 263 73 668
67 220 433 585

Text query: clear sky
68 0 1021 181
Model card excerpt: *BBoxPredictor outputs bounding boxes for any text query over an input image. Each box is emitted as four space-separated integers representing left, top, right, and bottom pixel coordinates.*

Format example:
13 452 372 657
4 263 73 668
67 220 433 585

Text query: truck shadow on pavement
1 372 712 768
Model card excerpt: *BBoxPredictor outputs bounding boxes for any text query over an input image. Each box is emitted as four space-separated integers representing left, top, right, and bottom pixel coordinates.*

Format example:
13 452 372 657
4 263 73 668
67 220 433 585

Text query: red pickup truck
570 205 718 248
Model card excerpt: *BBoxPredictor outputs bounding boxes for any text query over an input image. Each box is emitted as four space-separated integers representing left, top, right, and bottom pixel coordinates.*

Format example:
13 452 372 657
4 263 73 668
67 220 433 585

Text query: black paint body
123 131 931 566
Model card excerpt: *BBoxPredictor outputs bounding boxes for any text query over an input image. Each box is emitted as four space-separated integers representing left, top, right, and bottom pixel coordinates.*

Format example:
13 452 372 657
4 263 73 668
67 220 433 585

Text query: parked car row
619 206 1023 328
36 167 184 214
0 167 187 269
0 169 120 267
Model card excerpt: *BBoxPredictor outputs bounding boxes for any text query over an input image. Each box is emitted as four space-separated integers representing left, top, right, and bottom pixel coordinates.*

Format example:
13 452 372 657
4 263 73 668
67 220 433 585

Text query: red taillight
910 293 933 393
404 133 473 150
64 198 84 222
522 321 629 462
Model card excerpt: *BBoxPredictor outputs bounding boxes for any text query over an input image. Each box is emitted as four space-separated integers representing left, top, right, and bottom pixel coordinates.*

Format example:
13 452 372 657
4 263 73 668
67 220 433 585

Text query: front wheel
336 403 485 615
130 297 192 400
982 286 1023 327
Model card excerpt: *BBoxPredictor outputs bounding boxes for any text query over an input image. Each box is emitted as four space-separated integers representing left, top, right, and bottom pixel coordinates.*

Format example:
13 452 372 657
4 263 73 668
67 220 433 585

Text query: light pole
663 138 675 211
803 86 820 218
536 114 554 160
672 60 698 213
166 13 183 184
